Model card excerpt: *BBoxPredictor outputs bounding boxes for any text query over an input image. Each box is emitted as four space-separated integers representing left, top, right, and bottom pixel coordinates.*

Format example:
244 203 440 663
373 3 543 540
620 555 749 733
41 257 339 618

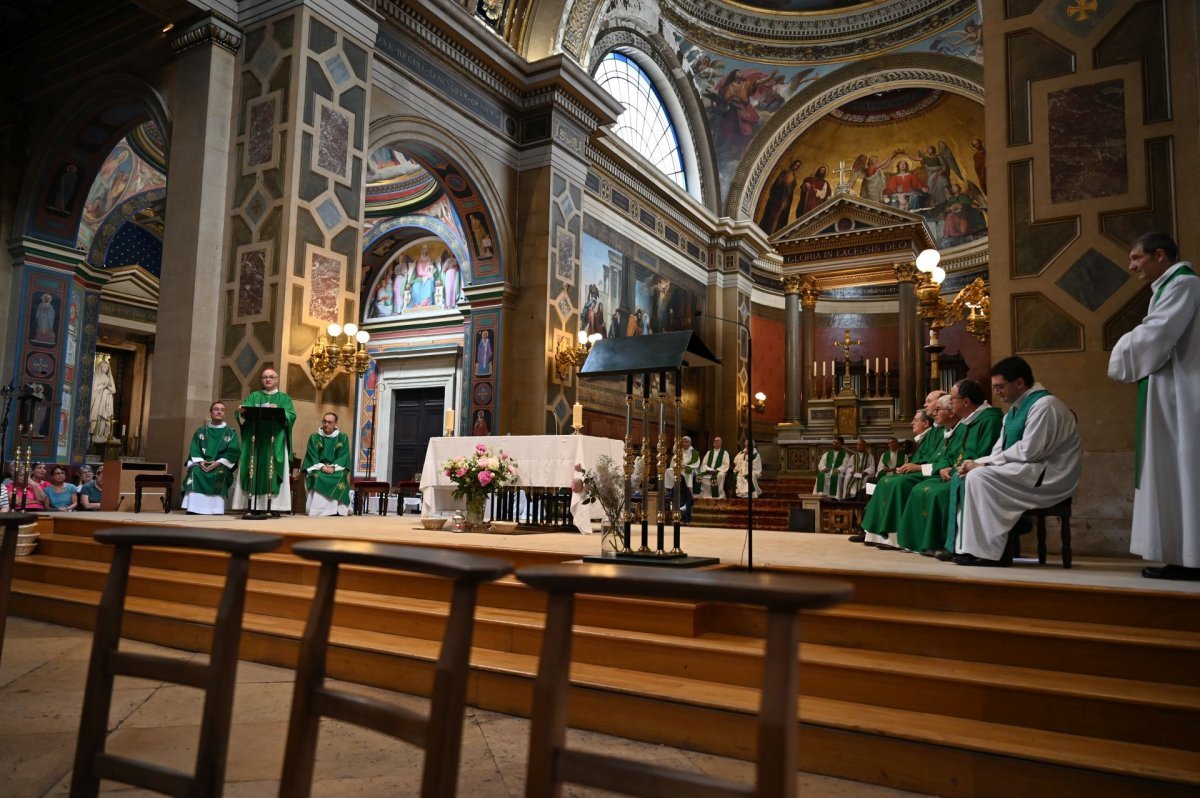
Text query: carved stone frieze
170 12 243 56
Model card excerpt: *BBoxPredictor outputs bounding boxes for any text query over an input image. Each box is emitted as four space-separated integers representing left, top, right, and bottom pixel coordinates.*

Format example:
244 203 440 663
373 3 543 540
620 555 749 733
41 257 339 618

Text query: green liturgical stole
1003 390 1050 449
1135 264 1196 488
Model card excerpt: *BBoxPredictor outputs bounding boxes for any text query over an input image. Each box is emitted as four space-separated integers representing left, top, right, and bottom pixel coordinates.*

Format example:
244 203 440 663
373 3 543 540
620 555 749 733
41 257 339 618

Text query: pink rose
574 462 583 472
478 471 494 486
444 469 452 477
455 467 467 478
476 443 488 454
572 478 584 493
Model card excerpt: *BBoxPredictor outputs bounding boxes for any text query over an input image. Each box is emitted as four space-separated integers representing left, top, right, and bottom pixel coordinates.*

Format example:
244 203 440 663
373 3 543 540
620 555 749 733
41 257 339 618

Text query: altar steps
10 526 1200 797
689 497 798 530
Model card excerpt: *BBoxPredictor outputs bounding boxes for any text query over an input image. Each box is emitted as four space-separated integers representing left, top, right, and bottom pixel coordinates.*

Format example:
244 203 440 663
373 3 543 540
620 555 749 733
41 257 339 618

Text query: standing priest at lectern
233 366 295 513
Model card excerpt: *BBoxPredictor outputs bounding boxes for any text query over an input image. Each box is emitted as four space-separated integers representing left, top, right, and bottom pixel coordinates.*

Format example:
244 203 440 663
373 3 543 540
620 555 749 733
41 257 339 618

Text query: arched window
594 52 687 191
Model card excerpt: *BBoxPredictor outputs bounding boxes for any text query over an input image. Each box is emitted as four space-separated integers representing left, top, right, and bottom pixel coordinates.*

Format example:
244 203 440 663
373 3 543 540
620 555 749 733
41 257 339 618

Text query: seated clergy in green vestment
862 396 954 546
181 401 240 515
303 412 352 517
233 367 296 512
874 437 908 478
814 436 848 497
896 379 1002 555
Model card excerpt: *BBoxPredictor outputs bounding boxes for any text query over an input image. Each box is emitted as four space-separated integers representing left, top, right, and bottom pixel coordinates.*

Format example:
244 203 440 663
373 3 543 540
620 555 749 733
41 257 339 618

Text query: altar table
419 435 626 532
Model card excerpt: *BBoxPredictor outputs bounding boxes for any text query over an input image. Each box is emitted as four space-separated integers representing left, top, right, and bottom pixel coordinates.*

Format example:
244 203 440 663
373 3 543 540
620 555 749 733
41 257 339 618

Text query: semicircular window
594 52 686 191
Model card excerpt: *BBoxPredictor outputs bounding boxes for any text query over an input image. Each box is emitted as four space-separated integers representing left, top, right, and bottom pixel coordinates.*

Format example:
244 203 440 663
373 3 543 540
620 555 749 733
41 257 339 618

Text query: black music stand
240 405 289 520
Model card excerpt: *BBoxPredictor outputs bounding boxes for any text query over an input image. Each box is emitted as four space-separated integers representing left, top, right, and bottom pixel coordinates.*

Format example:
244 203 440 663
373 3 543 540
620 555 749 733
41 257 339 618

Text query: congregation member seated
860 395 958 547
8 470 48 511
896 379 1001 557
43 465 78 511
78 465 103 510
839 438 875 499
952 357 1082 566
814 436 848 498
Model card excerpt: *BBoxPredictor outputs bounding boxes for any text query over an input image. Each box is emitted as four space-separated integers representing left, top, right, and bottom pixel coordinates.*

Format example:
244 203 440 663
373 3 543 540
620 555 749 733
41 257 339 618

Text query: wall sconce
554 330 601 380
310 322 372 389
913 249 991 343
752 391 767 414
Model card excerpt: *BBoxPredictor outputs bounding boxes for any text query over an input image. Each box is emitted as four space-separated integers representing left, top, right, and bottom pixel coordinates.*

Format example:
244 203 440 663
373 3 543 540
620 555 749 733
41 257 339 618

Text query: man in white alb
697 436 730 499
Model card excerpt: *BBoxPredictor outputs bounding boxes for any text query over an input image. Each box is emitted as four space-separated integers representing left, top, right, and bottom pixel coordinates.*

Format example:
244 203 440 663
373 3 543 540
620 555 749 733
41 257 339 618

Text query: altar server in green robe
303 412 352 516
234 367 296 512
862 395 956 546
896 379 1001 556
181 401 240 515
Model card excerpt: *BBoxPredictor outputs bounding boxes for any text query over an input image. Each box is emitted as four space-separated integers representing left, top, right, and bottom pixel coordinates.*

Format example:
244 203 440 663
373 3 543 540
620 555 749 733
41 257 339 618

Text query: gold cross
833 328 862 362
1067 0 1098 22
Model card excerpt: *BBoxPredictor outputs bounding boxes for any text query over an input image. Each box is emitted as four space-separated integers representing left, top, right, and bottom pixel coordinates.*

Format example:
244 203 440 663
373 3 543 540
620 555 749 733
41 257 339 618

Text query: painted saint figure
475 329 493 376
33 293 57 344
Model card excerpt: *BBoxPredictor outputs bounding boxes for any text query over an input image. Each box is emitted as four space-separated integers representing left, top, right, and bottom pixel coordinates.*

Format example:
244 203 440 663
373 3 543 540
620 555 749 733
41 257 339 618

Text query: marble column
782 275 802 424
894 261 919 421
145 14 241 466
799 281 821 423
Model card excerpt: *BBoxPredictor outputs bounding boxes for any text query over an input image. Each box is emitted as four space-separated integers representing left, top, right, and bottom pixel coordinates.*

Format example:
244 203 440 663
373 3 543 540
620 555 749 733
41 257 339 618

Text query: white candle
444 408 454 432
875 357 880 373
865 359 870 375
885 357 889 372
812 361 817 377
120 424 126 438
572 402 583 428
821 361 825 376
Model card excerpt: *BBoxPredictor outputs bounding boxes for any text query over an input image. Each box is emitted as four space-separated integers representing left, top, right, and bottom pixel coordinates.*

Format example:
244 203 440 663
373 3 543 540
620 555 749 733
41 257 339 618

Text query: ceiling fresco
724 0 883 11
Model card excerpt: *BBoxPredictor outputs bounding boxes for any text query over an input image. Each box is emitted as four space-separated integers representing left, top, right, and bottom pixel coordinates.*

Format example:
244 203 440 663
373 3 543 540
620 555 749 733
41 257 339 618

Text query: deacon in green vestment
861 399 954 543
302 412 352 516
235 367 296 509
181 401 241 515
896 379 1002 554
875 437 909 476
814 436 848 497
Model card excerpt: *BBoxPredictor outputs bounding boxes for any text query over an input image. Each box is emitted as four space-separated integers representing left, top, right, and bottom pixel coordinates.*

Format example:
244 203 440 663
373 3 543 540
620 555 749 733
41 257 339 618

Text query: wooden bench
517 564 853 798
279 541 512 798
351 480 391 515
133 473 174 513
70 527 282 798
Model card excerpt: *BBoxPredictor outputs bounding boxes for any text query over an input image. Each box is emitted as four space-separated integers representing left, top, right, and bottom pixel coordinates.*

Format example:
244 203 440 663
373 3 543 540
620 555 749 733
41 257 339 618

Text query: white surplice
1108 261 1200 567
955 385 1082 560
733 450 762 498
697 447 729 499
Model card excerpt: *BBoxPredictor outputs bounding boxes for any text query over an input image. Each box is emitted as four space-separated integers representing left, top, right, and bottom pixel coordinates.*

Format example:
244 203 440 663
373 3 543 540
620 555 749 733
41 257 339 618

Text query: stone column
894 261 918 421
145 14 241 466
782 275 802 424
799 281 821 424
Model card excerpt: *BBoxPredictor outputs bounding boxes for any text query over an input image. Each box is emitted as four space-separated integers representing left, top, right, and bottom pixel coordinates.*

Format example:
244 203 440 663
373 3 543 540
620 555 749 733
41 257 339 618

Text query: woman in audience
8 470 47 511
43 465 78 511
78 465 103 510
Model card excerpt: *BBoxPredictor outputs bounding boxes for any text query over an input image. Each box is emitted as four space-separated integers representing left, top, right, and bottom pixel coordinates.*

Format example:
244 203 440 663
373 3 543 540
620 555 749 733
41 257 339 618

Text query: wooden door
391 388 444 484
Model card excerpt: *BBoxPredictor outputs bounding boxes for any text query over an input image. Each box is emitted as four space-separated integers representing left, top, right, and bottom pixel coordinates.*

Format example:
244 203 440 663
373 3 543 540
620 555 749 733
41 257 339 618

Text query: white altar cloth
419 435 626 532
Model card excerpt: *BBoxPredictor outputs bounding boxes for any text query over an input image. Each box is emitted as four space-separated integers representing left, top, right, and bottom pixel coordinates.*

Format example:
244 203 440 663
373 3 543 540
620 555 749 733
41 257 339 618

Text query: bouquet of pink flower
442 443 519 508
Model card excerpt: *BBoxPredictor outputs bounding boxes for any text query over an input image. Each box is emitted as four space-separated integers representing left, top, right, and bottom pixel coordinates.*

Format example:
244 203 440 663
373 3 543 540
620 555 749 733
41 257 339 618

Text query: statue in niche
89 355 117 442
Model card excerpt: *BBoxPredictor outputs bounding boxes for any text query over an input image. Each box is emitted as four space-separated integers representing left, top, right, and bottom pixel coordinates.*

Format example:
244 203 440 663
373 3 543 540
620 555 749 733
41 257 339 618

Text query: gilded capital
799 284 821 308
783 274 804 295
893 261 918 282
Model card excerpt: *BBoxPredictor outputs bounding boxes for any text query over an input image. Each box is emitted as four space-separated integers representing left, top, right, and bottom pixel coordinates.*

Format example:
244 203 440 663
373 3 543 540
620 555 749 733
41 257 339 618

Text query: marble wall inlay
309 251 341 323
1056 248 1128 311
315 100 351 180
237 247 267 317
1049 80 1126 203
246 95 277 169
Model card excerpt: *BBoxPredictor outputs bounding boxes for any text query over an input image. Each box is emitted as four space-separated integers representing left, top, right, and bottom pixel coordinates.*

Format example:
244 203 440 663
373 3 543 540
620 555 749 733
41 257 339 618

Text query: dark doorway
391 387 445 484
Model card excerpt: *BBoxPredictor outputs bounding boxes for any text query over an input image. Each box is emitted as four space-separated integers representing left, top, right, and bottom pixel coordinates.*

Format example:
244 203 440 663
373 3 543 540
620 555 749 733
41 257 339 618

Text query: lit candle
444 408 454 432
572 401 583 429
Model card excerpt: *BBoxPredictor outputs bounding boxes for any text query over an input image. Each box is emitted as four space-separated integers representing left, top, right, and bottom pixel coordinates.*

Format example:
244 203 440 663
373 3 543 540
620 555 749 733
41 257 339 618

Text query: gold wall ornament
554 330 600 381
912 249 990 343
309 322 372 390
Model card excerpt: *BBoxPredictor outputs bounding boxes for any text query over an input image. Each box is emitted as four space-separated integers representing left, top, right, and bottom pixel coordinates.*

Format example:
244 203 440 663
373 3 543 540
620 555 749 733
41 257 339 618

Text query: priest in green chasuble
303 412 352 517
233 367 296 512
698 436 730 499
861 395 954 546
181 401 241 515
814 436 848 498
896 379 1001 556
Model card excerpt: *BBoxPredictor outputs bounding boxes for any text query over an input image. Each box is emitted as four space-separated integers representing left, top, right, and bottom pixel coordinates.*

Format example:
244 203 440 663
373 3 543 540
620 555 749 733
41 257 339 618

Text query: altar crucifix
833 328 862 396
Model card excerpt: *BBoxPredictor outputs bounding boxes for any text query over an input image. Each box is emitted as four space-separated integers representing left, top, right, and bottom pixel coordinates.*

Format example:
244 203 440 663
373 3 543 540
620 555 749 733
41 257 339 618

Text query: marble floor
0 617 927 798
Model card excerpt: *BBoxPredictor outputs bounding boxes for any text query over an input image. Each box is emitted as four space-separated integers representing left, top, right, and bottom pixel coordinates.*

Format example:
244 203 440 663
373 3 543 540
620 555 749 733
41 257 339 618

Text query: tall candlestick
444 408 454 433
572 401 583 430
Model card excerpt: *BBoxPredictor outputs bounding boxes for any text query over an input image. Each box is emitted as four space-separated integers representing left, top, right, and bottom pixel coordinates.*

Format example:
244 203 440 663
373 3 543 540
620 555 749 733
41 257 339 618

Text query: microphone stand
696 310 755 570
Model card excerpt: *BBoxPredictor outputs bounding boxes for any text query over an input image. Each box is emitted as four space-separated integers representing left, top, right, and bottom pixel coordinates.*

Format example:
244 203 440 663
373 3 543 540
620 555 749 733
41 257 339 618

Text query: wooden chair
517 564 853 798
352 480 391 515
70 527 282 798
1022 498 1073 568
279 541 513 798
0 513 38 665
133 473 175 513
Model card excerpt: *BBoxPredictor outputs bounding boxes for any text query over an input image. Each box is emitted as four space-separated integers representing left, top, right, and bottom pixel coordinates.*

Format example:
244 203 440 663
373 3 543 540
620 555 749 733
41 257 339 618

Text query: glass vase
599 522 623 557
463 494 488 533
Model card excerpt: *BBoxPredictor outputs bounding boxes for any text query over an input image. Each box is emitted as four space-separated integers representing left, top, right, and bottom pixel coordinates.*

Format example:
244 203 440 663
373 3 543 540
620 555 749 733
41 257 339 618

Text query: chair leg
70 546 134 798
134 487 142 513
525 592 575 798
280 562 340 798
1037 516 1048 565
422 580 480 798
755 608 799 798
1061 516 1072 569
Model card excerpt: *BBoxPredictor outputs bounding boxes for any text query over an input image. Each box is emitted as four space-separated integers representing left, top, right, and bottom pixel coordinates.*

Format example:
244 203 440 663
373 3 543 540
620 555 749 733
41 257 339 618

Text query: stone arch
366 116 512 289
15 74 170 247
726 53 984 220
